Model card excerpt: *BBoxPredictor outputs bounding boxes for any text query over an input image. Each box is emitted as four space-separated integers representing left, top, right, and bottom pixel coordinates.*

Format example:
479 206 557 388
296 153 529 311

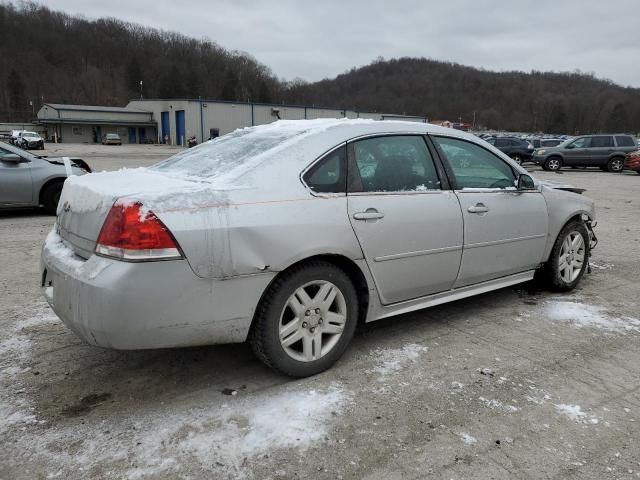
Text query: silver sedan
41 120 597 377
0 141 90 214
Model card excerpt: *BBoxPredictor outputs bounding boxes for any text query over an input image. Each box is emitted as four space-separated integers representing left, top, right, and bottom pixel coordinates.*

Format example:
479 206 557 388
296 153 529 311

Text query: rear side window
350 136 441 192
303 145 346 193
615 136 635 147
432 136 516 190
591 136 613 148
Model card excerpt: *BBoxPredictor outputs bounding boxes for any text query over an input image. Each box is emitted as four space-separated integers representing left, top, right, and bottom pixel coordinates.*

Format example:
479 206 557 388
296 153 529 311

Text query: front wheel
510 155 522 165
607 157 625 172
540 221 589 291
250 260 358 377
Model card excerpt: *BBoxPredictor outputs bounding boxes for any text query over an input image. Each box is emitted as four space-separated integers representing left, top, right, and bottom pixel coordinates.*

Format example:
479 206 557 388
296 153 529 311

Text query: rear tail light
95 202 182 261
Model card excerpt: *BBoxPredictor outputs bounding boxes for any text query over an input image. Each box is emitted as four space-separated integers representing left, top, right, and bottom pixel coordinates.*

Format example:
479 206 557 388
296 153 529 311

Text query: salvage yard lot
1 144 639 479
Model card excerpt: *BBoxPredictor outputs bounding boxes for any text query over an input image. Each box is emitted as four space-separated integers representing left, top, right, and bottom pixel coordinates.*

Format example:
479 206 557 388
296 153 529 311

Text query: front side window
432 136 516 190
570 137 591 148
615 135 635 147
303 145 346 193
350 135 441 192
591 136 613 148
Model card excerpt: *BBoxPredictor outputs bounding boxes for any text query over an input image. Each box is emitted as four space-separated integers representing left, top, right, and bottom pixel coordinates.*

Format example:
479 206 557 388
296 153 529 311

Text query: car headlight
536 149 546 155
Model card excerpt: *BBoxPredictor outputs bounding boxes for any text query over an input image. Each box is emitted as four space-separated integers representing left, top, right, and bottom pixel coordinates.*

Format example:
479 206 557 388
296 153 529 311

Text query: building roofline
126 98 427 120
42 103 152 114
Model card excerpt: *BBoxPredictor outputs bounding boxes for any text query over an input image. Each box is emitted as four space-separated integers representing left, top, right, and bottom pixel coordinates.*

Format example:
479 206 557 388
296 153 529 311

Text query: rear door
346 135 463 305
587 136 614 167
430 136 548 288
0 146 33 205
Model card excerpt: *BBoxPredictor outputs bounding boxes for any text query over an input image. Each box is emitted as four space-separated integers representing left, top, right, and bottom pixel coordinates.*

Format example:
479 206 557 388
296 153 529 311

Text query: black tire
544 156 562 171
607 157 625 172
249 260 358 377
539 220 590 292
510 154 522 165
41 182 63 215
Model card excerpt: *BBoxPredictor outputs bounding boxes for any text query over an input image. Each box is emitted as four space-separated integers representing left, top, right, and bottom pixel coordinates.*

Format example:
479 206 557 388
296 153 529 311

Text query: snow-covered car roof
151 119 475 187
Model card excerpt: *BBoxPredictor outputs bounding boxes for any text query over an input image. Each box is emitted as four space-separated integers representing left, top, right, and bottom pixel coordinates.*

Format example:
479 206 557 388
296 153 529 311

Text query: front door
0 147 33 205
347 135 463 305
563 137 591 166
430 136 548 287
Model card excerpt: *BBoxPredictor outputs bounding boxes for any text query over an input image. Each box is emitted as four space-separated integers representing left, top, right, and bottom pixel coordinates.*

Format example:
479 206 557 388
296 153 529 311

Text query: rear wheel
540 220 589 291
510 154 522 165
607 157 625 172
544 156 562 171
41 182 63 215
250 260 358 377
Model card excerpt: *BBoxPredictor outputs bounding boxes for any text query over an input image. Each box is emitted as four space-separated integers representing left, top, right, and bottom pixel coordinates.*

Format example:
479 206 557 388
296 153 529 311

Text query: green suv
532 134 637 172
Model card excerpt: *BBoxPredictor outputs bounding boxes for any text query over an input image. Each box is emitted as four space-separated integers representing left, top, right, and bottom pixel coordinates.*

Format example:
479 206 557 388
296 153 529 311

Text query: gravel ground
1 144 639 479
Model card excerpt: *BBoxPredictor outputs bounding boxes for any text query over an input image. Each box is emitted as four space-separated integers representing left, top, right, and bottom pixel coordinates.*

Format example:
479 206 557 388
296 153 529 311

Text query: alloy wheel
279 280 347 362
558 231 585 283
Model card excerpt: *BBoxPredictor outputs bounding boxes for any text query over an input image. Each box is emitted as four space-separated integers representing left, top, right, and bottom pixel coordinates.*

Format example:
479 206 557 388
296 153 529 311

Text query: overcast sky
43 0 640 87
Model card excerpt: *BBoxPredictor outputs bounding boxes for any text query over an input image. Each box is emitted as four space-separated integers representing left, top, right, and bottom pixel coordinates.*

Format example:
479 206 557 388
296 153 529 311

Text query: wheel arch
38 177 66 205
543 211 593 263
248 253 372 336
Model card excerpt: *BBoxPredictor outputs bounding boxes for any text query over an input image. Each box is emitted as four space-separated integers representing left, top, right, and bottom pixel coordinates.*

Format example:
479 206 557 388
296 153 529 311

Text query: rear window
591 136 613 148
152 126 309 178
615 136 635 147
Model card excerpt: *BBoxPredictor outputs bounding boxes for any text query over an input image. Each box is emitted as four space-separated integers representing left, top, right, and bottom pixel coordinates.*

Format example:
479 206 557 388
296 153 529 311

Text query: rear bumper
40 229 275 350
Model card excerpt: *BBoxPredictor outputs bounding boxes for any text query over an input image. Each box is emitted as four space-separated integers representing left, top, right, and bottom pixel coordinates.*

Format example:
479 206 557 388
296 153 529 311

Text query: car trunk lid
56 168 209 259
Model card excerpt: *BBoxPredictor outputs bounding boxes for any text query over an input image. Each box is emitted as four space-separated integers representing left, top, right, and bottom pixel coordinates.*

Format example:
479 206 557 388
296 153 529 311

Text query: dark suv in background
532 134 637 172
484 136 534 165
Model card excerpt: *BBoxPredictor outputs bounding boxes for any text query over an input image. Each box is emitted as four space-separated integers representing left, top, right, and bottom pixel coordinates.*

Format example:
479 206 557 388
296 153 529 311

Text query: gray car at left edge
40 119 597 377
0 141 90 214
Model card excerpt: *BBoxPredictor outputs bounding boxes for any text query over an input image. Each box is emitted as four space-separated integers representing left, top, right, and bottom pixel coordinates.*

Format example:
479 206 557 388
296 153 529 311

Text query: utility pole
139 80 143 100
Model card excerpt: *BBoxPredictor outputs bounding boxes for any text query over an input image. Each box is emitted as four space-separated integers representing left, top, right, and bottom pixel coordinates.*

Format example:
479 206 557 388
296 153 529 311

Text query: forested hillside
0 2 279 121
1 2 639 133
282 57 640 134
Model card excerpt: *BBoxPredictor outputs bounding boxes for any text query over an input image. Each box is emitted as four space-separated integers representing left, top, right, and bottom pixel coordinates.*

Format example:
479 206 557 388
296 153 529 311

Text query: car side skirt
367 270 535 322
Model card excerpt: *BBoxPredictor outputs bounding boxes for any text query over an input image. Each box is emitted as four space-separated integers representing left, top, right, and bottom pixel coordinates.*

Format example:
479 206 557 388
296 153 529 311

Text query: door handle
353 208 385 221
468 203 489 214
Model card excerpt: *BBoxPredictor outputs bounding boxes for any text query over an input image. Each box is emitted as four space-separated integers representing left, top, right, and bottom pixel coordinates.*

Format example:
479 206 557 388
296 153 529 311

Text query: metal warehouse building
35 99 427 145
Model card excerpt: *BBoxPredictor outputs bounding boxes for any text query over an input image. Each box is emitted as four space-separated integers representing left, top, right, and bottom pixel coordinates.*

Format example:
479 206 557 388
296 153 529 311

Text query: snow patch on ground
369 343 428 377
478 396 519 413
543 301 640 333
130 387 346 476
459 433 477 445
556 404 587 421
0 302 58 433
589 260 614 270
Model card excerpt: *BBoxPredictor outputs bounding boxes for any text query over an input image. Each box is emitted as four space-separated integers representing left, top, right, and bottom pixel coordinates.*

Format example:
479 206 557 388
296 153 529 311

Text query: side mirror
565 144 575 149
0 154 25 163
517 174 536 190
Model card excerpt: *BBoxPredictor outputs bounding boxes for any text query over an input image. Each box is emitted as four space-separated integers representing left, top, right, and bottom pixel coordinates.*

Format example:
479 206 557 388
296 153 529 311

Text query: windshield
152 126 308 178
24 133 40 139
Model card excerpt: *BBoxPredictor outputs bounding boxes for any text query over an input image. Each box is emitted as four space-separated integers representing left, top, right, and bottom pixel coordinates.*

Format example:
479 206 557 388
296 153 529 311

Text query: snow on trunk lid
55 168 206 259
